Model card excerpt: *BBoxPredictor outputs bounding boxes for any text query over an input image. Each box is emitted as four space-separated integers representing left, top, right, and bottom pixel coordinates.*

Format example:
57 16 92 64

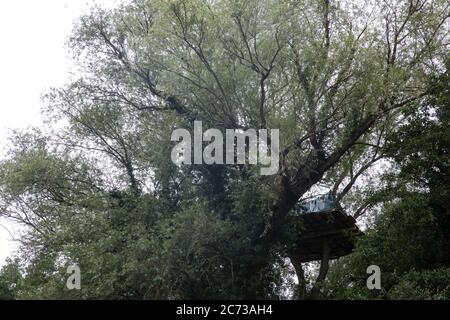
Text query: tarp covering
296 193 338 215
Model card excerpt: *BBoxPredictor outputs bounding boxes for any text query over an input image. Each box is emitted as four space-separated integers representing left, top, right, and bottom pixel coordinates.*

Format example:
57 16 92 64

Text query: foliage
389 268 450 300
325 60 450 299
0 0 448 299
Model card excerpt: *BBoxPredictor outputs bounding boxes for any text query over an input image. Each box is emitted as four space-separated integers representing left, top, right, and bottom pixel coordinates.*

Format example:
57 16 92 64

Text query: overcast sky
0 0 121 266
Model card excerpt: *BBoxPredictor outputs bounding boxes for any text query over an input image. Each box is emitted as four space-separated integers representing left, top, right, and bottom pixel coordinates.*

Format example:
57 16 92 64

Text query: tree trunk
289 253 307 300
311 238 331 299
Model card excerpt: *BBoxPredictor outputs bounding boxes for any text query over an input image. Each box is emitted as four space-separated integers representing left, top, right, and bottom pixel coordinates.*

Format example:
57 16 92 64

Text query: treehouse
292 193 363 263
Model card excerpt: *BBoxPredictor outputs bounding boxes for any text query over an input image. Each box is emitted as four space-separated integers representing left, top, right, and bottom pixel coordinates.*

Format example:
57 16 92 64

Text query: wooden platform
293 208 363 262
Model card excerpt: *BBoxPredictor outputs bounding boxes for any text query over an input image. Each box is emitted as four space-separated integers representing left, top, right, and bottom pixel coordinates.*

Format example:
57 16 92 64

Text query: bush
388 268 450 300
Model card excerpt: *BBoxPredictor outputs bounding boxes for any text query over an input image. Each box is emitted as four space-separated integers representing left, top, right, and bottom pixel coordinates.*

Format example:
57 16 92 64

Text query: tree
0 0 448 299
325 58 450 299
0 258 23 300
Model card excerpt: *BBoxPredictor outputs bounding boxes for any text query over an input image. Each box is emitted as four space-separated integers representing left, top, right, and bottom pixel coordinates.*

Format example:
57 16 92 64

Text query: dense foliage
0 0 448 299
325 63 450 299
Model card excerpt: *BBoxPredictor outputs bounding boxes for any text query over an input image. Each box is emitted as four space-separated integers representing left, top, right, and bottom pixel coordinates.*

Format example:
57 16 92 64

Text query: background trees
0 0 448 299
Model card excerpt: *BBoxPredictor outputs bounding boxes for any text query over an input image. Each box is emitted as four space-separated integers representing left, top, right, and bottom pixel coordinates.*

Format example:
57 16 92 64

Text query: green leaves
0 0 449 299
325 61 450 299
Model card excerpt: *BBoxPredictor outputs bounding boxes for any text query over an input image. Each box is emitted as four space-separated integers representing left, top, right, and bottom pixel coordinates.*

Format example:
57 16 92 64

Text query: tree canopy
0 0 448 299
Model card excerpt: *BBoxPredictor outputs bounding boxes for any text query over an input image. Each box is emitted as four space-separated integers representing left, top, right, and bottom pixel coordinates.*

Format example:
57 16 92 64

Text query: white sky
0 0 121 266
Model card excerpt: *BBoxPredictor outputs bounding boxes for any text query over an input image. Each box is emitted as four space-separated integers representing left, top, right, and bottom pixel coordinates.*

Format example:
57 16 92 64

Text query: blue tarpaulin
295 193 338 215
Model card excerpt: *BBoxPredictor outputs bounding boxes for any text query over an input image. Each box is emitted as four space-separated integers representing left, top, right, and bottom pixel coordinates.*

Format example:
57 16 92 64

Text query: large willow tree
0 0 448 299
